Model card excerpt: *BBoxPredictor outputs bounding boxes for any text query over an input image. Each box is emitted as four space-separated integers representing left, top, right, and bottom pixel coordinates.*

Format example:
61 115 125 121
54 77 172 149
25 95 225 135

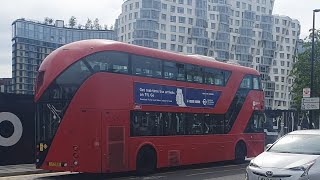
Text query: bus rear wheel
234 141 246 164
136 146 157 175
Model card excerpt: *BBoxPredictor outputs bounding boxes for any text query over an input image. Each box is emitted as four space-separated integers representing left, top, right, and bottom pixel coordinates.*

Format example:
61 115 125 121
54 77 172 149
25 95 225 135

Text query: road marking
192 164 246 171
0 172 74 179
143 175 166 179
129 175 166 180
186 167 246 177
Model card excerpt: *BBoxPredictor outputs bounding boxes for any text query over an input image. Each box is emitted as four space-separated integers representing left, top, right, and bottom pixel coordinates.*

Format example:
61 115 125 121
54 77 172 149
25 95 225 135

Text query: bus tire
234 141 246 164
136 146 157 176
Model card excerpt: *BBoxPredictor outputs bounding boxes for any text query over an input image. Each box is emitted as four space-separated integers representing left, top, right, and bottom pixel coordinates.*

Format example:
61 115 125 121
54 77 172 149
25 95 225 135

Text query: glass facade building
11 19 116 94
116 0 300 110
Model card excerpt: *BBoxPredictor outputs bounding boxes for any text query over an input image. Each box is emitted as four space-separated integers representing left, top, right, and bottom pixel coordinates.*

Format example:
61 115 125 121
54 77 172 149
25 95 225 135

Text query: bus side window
85 51 129 74
224 71 231 85
176 63 185 81
185 113 204 135
186 65 203 83
204 68 227 86
245 112 265 133
214 71 224 86
204 68 215 85
164 61 177 80
132 55 162 78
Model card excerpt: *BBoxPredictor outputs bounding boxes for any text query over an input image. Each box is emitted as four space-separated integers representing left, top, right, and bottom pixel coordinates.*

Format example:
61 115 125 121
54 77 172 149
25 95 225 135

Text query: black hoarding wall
0 93 35 165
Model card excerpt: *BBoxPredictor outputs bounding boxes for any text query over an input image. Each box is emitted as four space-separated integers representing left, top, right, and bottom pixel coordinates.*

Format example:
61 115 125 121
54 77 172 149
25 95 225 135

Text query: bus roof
40 39 258 74
37 40 259 99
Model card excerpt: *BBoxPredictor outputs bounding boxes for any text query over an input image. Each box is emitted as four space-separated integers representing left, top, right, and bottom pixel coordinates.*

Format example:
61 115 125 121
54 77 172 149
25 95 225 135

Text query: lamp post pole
310 9 320 129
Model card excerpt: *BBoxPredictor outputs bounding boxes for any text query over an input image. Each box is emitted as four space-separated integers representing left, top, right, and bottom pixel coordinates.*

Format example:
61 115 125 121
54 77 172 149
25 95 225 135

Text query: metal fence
263 110 318 145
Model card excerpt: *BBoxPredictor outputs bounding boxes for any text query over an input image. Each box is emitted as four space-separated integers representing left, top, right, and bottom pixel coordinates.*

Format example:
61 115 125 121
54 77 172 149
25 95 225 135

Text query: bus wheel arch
135 144 157 175
234 140 247 164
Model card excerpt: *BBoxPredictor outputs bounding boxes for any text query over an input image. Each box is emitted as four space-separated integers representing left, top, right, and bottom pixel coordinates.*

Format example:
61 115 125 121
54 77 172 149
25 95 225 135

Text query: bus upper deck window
240 75 252 89
253 76 260 90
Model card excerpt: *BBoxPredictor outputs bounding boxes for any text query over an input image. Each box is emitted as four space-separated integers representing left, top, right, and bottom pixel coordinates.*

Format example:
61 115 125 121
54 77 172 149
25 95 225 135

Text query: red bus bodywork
35 40 264 173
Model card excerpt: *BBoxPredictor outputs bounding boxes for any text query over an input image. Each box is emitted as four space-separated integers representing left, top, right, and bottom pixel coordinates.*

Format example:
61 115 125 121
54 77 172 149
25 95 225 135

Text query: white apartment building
115 0 300 110
270 15 300 110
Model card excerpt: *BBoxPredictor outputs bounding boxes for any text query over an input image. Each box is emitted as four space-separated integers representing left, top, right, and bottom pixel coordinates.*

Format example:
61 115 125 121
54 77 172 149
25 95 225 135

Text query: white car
246 130 320 180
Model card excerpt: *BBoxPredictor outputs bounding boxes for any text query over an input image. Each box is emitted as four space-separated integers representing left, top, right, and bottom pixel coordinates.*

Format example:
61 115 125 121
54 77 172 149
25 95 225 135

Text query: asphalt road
1 161 248 180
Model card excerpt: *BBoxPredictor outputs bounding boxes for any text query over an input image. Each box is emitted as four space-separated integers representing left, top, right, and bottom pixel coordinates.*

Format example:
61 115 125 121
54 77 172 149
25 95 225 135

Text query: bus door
78 109 102 172
102 110 127 172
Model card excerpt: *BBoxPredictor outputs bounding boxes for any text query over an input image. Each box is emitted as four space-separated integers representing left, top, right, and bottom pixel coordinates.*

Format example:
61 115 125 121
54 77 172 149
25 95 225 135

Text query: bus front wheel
234 141 246 164
136 146 157 175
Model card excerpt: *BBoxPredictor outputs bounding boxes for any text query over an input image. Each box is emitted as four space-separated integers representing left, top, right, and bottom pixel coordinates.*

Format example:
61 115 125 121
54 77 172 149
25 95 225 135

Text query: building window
171 5 176 13
161 14 166 20
171 44 176 51
187 47 192 53
170 25 176 32
170 16 176 22
161 43 166 49
177 7 184 14
179 17 186 23
171 35 176 41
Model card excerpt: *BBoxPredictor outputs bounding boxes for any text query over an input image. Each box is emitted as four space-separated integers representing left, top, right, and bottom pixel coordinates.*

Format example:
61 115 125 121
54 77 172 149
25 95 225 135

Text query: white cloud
0 64 12 78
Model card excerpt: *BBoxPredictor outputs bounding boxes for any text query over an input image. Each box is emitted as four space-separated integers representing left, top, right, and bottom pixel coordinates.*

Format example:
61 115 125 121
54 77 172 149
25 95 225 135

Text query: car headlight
289 160 316 177
249 160 260 168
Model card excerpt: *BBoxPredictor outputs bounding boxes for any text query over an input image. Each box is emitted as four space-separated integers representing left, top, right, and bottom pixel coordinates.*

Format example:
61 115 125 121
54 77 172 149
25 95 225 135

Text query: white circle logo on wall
0 112 23 147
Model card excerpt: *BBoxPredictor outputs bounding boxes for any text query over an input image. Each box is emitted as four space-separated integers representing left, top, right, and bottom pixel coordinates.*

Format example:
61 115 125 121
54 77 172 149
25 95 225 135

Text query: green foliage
93 18 101 30
85 18 93 29
291 29 320 110
44 17 54 25
68 16 77 28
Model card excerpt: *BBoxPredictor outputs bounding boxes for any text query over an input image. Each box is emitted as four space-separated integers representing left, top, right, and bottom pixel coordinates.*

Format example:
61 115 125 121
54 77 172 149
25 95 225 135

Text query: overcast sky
0 0 319 78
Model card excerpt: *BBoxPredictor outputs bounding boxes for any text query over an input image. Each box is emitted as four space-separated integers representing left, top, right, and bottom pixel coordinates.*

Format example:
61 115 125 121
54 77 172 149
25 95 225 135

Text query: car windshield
268 134 320 155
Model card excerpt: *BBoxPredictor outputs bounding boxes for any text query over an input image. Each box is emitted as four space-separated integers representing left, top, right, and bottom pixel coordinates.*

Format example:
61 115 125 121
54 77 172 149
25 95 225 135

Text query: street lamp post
309 9 320 129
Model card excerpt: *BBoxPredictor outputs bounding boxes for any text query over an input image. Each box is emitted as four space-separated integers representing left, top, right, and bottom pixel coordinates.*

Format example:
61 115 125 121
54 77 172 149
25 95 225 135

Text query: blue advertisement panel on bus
134 82 221 108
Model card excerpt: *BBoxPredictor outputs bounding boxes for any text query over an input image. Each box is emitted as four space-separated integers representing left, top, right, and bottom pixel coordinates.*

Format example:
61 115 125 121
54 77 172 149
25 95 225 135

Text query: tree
290 29 320 109
109 24 114 30
68 16 77 28
44 17 54 25
85 18 93 29
93 18 101 30
77 24 83 29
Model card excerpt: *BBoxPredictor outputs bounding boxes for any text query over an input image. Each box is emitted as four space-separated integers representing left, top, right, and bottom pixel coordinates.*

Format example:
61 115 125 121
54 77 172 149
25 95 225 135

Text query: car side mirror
265 144 272 151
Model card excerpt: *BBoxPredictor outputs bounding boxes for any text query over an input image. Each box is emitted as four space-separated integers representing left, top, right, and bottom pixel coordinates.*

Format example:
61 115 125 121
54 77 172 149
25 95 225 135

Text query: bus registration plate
48 162 62 167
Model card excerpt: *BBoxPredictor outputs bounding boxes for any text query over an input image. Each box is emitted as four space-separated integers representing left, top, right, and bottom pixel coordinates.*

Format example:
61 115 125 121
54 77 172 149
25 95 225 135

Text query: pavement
0 164 49 177
0 158 254 178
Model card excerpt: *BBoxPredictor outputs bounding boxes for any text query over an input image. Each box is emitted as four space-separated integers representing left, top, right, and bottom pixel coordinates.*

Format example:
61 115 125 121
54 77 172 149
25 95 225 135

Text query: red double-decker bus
35 40 265 174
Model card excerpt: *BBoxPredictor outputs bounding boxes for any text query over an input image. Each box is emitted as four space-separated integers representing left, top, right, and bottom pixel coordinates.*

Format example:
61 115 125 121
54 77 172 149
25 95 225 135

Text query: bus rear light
73 145 79 151
73 161 78 166
36 159 39 163
63 163 68 167
73 153 79 158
